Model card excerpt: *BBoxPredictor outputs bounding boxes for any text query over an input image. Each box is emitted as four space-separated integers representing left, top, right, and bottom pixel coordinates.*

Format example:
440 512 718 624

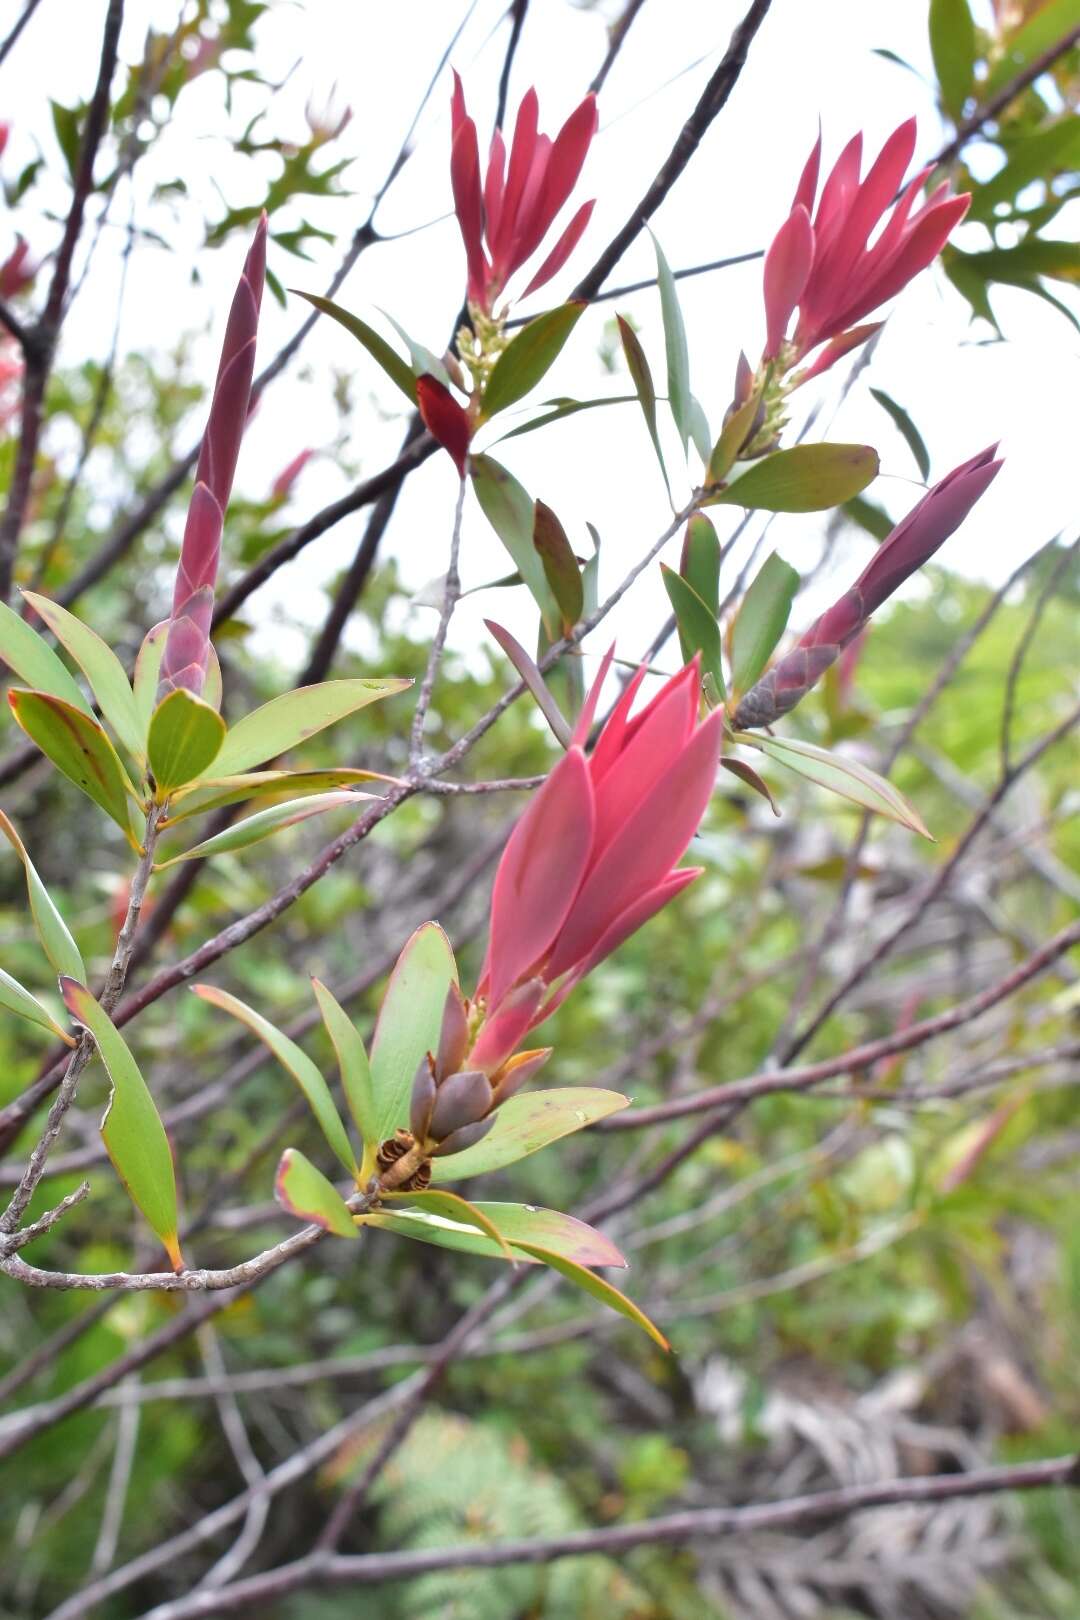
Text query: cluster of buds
378 984 551 1191
375 653 722 1190
157 213 266 700
732 445 1002 730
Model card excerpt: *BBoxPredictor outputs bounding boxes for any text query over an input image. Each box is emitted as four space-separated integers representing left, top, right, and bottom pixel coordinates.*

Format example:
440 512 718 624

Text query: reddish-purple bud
428 1069 493 1141
435 983 471 1081
158 215 266 701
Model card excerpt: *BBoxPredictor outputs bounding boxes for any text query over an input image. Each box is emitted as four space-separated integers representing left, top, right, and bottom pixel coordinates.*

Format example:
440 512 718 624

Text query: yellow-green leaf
312 978 377 1172
0 966 76 1046
385 1188 518 1263
369 922 458 1145
133 621 168 739
713 443 879 512
0 598 91 713
480 302 585 419
162 767 394 825
275 1147 358 1238
730 551 800 692
736 732 932 839
192 985 358 1175
361 1200 626 1269
8 688 142 843
21 591 144 762
515 1243 670 1350
60 978 182 1268
148 688 226 792
0 809 85 980
209 678 411 777
155 790 365 868
431 1087 629 1181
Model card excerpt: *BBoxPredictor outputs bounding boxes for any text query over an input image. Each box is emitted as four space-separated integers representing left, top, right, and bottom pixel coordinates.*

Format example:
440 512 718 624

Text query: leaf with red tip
416 375 472 475
429 1086 629 1181
60 978 182 1269
275 1148 357 1238
721 756 781 816
485 746 595 1009
163 767 393 825
361 1199 624 1270
383 1188 517 1264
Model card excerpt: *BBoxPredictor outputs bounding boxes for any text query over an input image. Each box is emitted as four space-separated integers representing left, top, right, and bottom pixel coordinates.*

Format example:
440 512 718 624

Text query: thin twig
409 474 466 766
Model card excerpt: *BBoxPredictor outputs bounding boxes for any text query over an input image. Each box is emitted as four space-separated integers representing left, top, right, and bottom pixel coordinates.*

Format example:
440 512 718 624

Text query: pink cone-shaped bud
415 374 472 475
473 654 721 1064
763 204 814 358
451 76 597 313
732 447 1002 731
158 215 266 700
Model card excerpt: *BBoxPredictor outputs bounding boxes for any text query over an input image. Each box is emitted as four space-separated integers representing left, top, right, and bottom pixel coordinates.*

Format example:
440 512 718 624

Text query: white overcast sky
4 1 1079 674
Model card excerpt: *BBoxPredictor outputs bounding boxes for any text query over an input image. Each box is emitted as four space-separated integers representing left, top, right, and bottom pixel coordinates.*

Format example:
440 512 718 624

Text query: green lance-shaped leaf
384 1188 518 1263
929 0 976 119
730 551 800 693
161 767 394 826
533 500 583 632
651 231 691 453
0 966 76 1045
369 922 458 1145
688 393 712 466
616 316 671 499
0 599 92 714
966 119 1080 226
493 393 636 444
431 1087 629 1181
682 513 721 616
148 689 226 793
360 1200 627 1269
515 1244 670 1351
291 292 417 402
311 978 377 1175
842 495 894 541
735 732 932 839
21 591 145 762
470 456 562 638
0 810 85 981
480 302 585 419
275 1147 358 1239
869 388 930 481
60 978 182 1269
712 443 879 512
192 985 358 1175
8 689 143 844
155 791 367 869
209 678 412 778
661 568 725 701
708 387 763 485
